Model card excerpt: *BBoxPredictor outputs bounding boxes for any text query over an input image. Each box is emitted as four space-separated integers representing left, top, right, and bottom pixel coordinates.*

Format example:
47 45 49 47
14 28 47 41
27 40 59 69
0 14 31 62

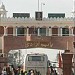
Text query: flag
26 34 31 41
58 51 62 68
47 67 51 75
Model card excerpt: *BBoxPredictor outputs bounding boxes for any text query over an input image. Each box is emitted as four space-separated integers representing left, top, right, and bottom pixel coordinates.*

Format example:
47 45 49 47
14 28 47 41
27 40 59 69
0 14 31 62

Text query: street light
41 3 45 11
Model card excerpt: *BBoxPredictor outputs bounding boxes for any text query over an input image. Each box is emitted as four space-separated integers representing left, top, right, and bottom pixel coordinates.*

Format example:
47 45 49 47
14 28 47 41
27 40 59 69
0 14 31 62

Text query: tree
8 50 24 68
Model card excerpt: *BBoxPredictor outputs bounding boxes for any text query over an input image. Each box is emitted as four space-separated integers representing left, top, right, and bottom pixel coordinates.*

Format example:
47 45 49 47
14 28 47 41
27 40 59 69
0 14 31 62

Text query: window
52 28 58 36
62 28 69 36
28 56 44 61
40 28 46 36
29 28 38 35
17 27 24 36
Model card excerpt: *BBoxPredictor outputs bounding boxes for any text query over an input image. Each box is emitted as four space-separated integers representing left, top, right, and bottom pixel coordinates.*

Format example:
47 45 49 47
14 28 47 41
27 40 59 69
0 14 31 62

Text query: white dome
0 3 5 10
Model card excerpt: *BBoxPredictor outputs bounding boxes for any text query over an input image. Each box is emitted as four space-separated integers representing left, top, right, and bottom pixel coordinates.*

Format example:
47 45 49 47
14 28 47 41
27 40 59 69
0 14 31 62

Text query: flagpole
41 3 45 11
73 0 75 75
38 0 39 11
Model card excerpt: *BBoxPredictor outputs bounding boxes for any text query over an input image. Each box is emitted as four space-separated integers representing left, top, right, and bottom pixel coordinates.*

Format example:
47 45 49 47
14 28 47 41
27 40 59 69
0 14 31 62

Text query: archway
7 48 64 75
1 35 74 75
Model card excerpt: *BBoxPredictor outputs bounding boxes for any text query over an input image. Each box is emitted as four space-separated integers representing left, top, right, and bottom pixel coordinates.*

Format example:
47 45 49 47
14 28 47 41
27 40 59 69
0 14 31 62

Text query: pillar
15 26 18 36
13 27 16 36
62 50 73 75
4 26 7 36
38 27 40 36
46 27 49 36
27 27 29 36
71 27 73 36
59 27 62 36
49 27 52 36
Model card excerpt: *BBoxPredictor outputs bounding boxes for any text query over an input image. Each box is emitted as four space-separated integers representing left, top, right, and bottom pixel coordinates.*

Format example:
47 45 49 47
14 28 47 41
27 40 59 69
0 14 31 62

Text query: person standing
30 70 34 75
0 67 2 75
54 70 57 75
27 70 31 75
2 69 7 75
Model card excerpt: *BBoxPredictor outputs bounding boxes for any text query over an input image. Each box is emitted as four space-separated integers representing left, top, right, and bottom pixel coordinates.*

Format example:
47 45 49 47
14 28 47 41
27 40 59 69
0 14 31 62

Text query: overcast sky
1 0 74 17
22 48 64 61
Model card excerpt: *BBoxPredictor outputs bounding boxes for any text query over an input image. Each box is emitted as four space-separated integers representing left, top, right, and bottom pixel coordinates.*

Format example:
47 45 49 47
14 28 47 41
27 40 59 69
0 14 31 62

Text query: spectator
54 70 57 75
2 68 7 75
31 70 35 75
27 70 31 75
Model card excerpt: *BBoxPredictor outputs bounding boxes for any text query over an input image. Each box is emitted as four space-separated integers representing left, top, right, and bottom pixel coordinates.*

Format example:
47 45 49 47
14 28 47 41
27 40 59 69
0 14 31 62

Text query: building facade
0 3 74 71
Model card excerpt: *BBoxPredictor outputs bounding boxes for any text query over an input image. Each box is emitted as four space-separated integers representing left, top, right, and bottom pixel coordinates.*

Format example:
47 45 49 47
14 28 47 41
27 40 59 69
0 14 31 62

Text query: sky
4 0 67 64
10 48 64 62
10 48 64 67
0 0 74 17
22 48 64 61
21 48 64 67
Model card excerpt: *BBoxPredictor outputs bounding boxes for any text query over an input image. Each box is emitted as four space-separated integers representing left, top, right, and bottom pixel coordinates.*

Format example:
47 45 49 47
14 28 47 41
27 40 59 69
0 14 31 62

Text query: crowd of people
0 66 42 75
0 65 58 75
47 66 58 75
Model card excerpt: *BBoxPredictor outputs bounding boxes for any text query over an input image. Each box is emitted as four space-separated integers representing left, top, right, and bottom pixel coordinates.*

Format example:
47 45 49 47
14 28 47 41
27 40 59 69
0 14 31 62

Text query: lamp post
41 3 45 11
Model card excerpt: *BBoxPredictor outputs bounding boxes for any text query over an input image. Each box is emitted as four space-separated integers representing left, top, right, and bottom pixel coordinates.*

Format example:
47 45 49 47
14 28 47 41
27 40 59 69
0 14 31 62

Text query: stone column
71 28 73 36
15 26 18 36
4 26 7 36
49 27 52 36
38 27 40 36
59 27 62 36
27 27 29 36
46 27 49 36
13 27 16 36
69 27 73 36
58 27 62 36
62 50 73 75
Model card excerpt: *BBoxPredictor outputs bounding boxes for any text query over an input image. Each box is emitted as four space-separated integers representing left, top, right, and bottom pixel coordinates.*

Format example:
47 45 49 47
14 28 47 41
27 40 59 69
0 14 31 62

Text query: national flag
58 51 62 68
47 67 51 75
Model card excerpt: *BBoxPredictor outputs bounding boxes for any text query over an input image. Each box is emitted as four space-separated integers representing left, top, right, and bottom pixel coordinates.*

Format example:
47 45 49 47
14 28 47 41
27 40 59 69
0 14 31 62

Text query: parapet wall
0 17 74 22
0 17 74 27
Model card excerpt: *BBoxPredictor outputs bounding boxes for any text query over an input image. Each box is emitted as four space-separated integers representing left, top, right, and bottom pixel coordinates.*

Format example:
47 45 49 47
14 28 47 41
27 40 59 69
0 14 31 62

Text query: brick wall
2 35 74 53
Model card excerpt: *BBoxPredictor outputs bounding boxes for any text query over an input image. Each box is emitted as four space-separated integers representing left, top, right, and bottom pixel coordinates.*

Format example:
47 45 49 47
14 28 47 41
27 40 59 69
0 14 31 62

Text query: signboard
13 13 30 18
48 13 65 18
25 41 53 48
35 12 43 20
